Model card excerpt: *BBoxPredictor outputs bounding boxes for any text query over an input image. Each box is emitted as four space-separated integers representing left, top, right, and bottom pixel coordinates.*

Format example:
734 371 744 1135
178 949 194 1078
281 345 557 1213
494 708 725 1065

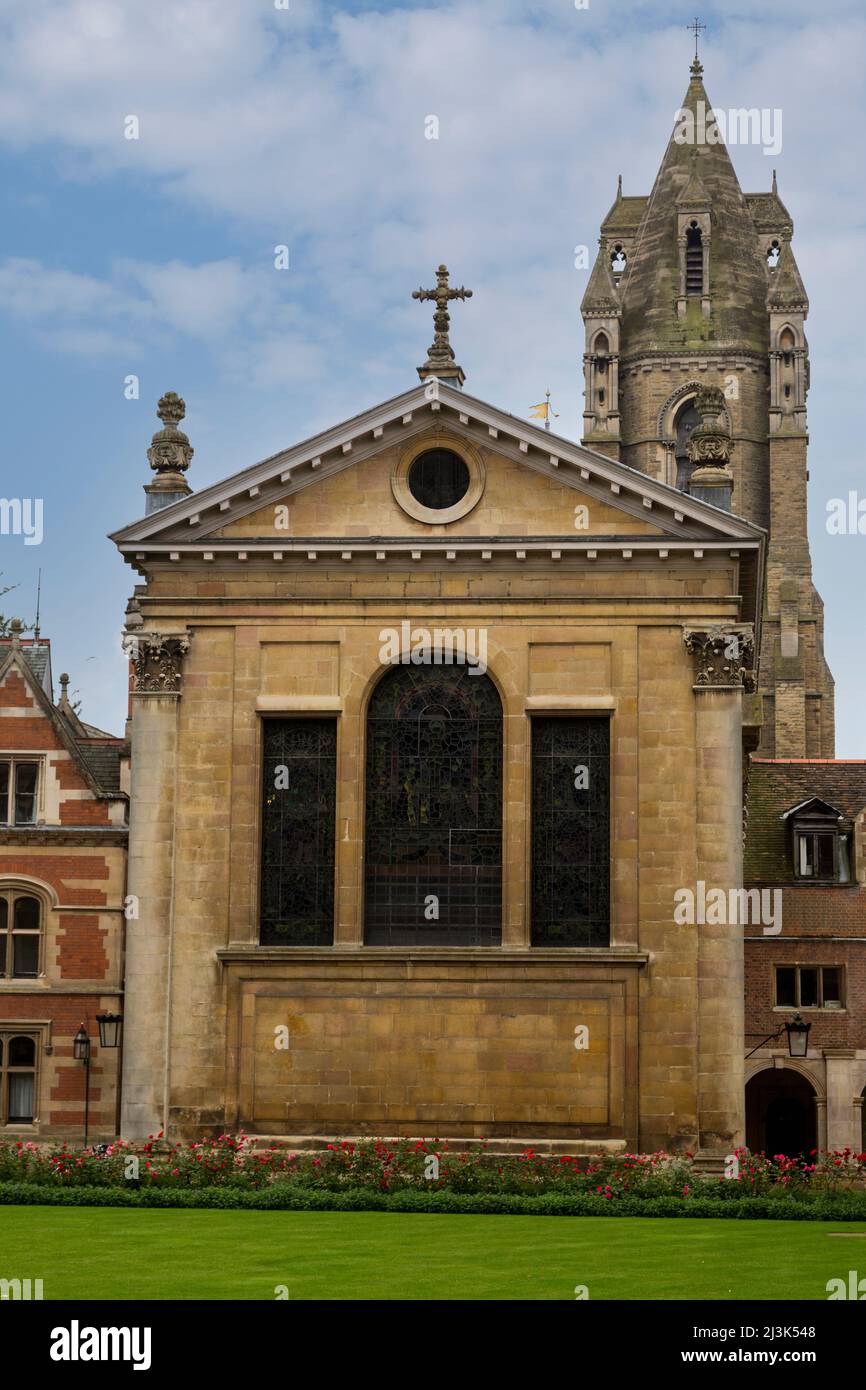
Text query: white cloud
0 1 864 746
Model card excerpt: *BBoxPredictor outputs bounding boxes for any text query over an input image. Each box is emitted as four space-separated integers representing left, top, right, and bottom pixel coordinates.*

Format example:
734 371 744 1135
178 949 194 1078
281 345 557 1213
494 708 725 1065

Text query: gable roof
0 647 126 801
779 797 845 822
110 382 766 568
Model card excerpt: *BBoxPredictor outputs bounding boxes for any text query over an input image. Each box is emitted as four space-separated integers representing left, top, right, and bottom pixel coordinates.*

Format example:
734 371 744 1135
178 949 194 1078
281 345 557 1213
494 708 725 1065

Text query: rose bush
1 1135 864 1200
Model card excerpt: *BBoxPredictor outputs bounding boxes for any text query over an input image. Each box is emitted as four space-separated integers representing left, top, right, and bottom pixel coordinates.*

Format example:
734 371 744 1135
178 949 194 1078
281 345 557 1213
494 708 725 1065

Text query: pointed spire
618 60 769 353
616 173 623 200
772 168 778 195
767 239 809 312
581 242 620 314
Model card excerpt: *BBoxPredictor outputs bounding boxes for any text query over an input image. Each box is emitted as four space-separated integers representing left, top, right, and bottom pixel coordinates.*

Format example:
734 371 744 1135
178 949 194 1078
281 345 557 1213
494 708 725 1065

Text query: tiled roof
76 741 128 795
745 191 793 230
601 195 647 233
745 760 866 883
0 639 51 692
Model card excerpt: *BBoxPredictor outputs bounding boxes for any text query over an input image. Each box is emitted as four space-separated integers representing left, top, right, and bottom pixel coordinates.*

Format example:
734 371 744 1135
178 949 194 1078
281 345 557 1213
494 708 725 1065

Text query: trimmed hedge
2 1180 866 1220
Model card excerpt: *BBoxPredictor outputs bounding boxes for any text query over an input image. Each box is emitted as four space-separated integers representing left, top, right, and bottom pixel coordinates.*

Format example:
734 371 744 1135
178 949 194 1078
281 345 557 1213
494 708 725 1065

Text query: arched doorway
745 1069 817 1157
364 662 503 946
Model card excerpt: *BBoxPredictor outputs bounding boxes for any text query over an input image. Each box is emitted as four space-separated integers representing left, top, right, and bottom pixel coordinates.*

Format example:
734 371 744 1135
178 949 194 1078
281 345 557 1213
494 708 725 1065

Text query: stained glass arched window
364 663 502 945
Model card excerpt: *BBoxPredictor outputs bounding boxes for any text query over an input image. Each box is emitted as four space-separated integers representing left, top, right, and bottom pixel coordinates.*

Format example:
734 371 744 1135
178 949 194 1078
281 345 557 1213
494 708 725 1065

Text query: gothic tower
581 53 834 757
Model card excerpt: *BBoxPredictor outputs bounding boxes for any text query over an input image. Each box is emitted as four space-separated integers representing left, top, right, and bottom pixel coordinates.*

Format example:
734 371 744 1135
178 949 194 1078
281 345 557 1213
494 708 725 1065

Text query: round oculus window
407 448 470 511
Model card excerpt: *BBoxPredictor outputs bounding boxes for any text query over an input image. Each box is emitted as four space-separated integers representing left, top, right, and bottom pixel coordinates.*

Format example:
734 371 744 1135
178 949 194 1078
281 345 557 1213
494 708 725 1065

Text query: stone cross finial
688 17 706 76
412 264 473 388
9 617 22 650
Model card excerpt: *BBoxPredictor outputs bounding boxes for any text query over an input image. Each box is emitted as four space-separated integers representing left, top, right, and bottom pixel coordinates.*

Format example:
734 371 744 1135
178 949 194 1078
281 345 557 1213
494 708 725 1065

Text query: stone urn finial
144 391 194 514
147 392 193 476
687 385 734 511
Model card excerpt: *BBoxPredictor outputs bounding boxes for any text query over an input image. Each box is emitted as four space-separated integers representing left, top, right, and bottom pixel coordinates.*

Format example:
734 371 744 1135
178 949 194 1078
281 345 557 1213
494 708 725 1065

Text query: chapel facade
105 55 845 1156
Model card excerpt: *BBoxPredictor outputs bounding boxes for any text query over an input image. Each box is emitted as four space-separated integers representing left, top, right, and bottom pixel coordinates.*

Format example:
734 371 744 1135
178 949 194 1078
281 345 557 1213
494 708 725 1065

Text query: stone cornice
216 946 650 967
123 538 762 572
0 828 128 846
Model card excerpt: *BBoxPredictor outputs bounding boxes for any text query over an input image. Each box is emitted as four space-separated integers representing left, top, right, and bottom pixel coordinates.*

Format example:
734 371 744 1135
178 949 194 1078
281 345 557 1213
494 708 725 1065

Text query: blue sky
0 0 863 750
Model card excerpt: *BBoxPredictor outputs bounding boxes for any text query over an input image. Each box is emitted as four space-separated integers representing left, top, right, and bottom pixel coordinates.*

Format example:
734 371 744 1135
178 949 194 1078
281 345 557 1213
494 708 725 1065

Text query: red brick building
0 621 128 1141
744 758 866 1154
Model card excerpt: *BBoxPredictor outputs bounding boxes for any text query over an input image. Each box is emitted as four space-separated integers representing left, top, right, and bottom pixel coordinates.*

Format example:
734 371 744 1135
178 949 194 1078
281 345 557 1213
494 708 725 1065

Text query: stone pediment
110 381 765 566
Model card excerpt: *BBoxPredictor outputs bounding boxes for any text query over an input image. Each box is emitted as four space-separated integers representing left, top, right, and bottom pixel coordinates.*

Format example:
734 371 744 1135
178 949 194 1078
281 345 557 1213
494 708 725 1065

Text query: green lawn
1 1208 865 1300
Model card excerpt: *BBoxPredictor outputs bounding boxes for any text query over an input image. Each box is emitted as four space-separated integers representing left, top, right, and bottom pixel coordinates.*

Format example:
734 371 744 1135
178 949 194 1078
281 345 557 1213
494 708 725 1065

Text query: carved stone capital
683 626 756 691
122 632 191 696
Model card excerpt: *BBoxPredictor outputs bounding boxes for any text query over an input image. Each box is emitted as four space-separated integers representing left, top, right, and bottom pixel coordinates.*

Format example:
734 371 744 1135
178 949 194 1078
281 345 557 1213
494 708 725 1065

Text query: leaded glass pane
259 719 336 945
531 716 610 946
13 763 38 825
12 933 38 978
8 1072 34 1123
365 664 502 945
407 449 470 510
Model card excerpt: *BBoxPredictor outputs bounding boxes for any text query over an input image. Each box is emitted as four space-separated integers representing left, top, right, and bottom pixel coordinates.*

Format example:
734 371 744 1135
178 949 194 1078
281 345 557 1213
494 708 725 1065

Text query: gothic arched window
0 889 42 978
364 663 502 945
685 222 703 297
0 1033 37 1124
610 245 627 275
674 397 701 491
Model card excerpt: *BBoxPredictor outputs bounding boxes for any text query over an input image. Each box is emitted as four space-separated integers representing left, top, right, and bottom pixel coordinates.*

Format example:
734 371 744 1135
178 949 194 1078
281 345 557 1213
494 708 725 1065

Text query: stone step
246 1134 628 1158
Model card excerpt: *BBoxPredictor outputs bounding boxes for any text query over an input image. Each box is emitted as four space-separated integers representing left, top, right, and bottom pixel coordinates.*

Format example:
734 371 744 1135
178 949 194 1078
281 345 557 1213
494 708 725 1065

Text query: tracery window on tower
592 333 609 415
610 244 627 276
778 326 797 411
767 239 781 270
685 222 704 297
673 396 701 491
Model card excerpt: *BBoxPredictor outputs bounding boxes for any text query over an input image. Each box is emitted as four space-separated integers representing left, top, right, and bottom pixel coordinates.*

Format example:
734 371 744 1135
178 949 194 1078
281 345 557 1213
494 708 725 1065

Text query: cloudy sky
0 0 863 751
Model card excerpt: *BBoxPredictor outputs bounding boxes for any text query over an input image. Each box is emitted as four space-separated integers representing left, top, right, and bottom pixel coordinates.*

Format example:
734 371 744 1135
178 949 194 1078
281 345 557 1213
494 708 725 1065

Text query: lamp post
73 1016 123 1148
73 1023 91 1147
745 1012 812 1060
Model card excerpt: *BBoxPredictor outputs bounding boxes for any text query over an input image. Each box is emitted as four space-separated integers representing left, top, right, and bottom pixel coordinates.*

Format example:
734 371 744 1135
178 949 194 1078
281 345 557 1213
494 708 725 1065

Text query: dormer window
797 831 836 878
782 797 851 883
